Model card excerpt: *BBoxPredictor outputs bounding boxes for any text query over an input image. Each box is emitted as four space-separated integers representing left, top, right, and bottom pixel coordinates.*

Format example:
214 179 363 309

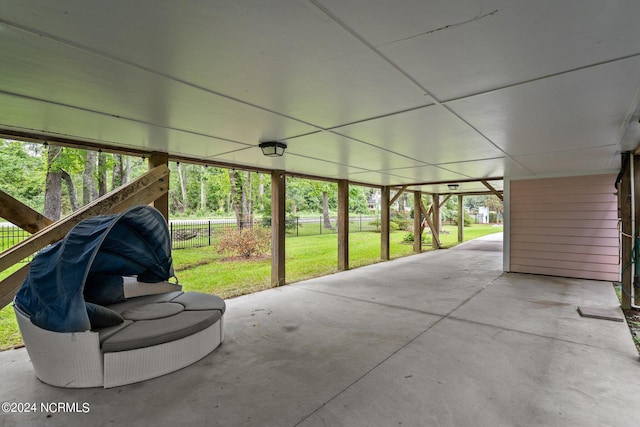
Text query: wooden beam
0 190 53 234
381 186 390 260
0 164 169 273
389 185 408 205
337 180 349 271
423 194 450 217
481 180 503 201
148 152 170 221
432 193 441 249
458 194 464 243
634 154 640 306
0 199 54 309
413 191 422 253
402 176 504 187
620 153 632 309
0 265 30 309
420 199 441 249
271 170 286 286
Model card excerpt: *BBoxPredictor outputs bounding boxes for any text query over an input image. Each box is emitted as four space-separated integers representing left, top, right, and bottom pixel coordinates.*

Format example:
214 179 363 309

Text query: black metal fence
0 224 32 263
170 216 379 249
284 216 378 237
0 216 382 255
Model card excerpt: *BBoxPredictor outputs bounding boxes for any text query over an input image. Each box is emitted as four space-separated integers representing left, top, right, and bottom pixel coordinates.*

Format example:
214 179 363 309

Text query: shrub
216 227 271 258
453 211 474 227
395 219 411 231
402 232 415 243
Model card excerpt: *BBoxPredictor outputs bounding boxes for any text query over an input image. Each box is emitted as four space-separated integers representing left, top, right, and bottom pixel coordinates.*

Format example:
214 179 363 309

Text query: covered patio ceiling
1 1 640 195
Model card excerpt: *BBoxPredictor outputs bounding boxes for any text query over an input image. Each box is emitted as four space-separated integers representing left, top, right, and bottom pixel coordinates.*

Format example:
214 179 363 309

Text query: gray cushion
107 291 183 314
98 320 133 344
171 292 226 313
121 302 184 321
101 310 222 353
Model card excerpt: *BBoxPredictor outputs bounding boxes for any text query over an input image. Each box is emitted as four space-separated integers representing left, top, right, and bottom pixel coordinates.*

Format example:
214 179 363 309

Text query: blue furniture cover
15 205 174 332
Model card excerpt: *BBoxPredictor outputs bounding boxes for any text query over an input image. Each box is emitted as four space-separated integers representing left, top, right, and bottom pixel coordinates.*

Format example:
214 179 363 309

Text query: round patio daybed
14 206 225 388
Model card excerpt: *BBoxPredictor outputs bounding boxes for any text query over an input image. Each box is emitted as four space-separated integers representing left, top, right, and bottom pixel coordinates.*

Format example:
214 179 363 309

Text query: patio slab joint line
294 272 502 426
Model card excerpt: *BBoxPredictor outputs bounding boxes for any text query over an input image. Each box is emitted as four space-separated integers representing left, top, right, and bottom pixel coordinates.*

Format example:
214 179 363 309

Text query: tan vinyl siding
509 174 618 281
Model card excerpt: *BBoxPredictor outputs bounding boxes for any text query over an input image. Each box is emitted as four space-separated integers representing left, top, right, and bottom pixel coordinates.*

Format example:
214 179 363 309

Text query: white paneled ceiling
1 0 640 192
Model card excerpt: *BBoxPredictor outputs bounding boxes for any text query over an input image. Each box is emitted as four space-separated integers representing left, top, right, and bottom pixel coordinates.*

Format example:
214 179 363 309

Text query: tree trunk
111 154 131 189
82 150 98 205
322 191 331 228
61 170 79 212
228 170 244 229
177 163 188 213
44 145 62 221
122 155 130 184
97 151 107 196
200 177 206 211
111 154 122 190
245 172 253 227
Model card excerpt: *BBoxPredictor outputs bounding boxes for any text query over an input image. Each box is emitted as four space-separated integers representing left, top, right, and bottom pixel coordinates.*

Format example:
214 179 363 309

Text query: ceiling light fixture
447 184 460 190
259 141 287 157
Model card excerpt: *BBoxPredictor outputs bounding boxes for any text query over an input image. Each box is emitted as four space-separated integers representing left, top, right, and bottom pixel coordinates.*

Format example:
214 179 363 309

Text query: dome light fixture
447 184 460 190
259 141 287 157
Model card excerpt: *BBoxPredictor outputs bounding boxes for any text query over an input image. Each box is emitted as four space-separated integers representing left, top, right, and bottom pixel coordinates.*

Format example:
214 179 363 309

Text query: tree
322 190 331 229
97 151 108 197
485 195 504 223
348 186 370 214
60 169 79 212
43 145 86 219
177 162 188 213
0 140 45 211
111 154 130 189
228 170 253 228
82 150 98 205
43 145 63 220
315 182 336 228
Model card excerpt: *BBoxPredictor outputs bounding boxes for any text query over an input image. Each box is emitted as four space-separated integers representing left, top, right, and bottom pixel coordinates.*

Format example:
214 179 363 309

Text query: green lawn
0 224 502 350
175 224 502 296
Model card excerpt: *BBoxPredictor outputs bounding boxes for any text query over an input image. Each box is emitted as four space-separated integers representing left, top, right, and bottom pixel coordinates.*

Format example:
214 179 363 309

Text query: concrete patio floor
1 233 639 426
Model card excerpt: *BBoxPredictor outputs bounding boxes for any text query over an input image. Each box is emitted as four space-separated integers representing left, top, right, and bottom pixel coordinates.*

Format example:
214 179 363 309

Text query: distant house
478 207 490 224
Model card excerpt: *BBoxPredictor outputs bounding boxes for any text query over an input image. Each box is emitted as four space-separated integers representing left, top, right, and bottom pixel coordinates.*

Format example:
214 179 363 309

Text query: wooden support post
413 191 422 253
634 154 640 306
458 194 464 243
432 193 440 249
381 186 390 260
620 153 633 309
271 170 286 286
337 180 349 271
148 152 170 221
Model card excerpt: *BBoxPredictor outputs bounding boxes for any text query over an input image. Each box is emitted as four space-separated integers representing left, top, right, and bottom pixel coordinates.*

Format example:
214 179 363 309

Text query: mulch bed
622 308 640 354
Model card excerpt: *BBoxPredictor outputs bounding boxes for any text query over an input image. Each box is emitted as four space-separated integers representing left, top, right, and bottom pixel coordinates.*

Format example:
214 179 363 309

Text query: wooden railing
0 164 169 309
